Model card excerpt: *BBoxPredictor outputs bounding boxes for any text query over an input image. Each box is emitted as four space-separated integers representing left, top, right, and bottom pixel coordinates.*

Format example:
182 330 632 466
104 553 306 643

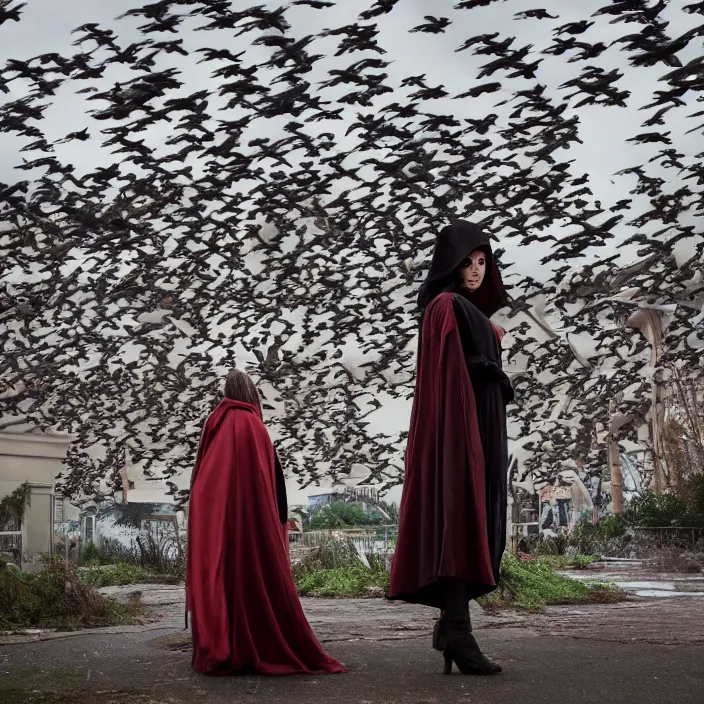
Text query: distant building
285 517 303 534
0 429 74 572
306 484 390 522
307 484 380 509
80 499 179 550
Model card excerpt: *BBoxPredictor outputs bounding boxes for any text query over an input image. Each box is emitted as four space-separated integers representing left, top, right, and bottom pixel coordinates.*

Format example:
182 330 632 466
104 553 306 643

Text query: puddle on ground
556 570 704 599
635 590 704 598
612 581 676 591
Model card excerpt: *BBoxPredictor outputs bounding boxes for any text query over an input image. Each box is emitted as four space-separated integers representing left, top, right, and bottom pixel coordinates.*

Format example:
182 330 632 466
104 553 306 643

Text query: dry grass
0 559 142 631
290 534 390 598
645 546 703 574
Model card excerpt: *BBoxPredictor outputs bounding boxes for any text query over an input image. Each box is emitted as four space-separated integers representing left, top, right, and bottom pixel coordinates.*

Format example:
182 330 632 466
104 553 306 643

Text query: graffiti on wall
514 444 650 535
83 501 180 550
538 471 595 534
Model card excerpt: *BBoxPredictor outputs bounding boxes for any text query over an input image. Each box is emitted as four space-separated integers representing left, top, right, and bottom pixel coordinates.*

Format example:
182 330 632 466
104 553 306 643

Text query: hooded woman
186 369 346 676
388 220 513 676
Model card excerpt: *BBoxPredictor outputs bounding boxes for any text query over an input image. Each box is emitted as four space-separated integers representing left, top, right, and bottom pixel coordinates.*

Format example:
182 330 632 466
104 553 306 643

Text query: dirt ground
2 583 703 704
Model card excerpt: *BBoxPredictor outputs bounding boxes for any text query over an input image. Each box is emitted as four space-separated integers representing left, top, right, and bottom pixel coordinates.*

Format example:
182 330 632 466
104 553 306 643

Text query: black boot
442 617 502 676
436 580 501 676
432 613 447 651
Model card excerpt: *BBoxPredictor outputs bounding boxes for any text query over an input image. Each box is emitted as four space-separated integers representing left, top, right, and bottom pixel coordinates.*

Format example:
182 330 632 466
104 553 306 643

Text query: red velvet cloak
388 293 498 607
186 398 345 675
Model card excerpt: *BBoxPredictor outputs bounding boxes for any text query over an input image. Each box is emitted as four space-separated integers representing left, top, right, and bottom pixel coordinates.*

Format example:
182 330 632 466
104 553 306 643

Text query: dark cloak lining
388 293 504 608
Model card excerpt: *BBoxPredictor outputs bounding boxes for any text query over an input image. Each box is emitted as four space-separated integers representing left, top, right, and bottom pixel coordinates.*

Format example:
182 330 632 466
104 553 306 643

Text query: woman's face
459 249 487 292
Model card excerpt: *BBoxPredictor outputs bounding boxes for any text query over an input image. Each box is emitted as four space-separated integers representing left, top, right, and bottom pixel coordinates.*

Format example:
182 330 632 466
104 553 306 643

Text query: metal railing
630 526 704 551
0 531 22 567
289 525 398 555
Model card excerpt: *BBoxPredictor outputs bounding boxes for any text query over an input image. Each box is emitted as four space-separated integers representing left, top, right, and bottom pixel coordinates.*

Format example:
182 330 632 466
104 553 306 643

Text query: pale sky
2 0 701 506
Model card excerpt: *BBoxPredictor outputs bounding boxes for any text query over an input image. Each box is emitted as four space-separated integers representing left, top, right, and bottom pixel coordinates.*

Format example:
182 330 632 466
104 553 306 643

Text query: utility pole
646 310 666 492
607 398 624 514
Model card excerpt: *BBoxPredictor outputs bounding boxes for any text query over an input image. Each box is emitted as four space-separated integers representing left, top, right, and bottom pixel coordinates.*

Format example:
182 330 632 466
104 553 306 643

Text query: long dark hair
224 368 262 415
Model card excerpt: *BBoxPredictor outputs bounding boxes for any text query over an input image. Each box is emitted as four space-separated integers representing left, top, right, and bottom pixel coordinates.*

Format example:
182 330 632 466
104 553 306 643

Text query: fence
0 531 22 567
631 526 704 552
289 525 398 555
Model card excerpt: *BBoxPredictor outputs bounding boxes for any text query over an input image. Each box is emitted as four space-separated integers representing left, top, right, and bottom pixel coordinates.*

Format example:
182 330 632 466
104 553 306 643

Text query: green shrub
624 491 689 527
78 562 180 588
570 521 601 554
598 513 628 537
479 554 622 611
0 560 140 631
79 541 102 566
569 554 597 569
517 533 570 556
617 480 704 529
295 563 389 597
681 474 704 527
308 501 385 529
535 554 596 569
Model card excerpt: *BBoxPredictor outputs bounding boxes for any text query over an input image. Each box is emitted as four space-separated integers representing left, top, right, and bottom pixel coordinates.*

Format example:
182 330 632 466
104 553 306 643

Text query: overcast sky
2 0 700 276
2 0 701 505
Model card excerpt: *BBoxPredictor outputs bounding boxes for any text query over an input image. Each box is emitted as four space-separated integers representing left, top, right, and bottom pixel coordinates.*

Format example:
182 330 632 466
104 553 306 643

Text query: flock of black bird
0 0 702 508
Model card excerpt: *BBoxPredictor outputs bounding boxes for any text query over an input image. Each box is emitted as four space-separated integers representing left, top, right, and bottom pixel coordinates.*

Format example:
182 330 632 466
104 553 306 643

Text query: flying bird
410 16 452 34
0 0 697 514
514 9 559 20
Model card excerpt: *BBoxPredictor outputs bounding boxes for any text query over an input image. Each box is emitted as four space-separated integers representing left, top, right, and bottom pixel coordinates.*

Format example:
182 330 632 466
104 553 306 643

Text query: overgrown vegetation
295 563 389 597
290 536 618 608
570 520 631 557
624 475 704 528
517 378 704 561
479 554 623 611
519 479 704 560
78 536 185 586
0 558 141 631
0 482 31 529
292 535 388 597
533 554 597 570
597 513 630 538
307 500 389 529
79 562 181 588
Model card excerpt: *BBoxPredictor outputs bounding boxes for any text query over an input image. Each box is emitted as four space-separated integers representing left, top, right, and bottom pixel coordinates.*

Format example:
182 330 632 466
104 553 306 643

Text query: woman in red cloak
186 369 346 676
388 220 513 676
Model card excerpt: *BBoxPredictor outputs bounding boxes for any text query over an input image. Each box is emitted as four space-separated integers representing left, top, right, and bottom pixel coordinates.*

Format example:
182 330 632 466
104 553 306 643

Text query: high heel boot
436 579 501 675
432 612 446 651
441 617 502 675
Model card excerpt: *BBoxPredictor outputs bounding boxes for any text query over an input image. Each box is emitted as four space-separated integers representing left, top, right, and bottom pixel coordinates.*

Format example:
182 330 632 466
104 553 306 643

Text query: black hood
417 219 508 318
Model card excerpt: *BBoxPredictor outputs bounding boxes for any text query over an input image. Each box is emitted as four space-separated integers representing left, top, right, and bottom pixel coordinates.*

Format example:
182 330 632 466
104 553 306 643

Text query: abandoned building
0 427 74 571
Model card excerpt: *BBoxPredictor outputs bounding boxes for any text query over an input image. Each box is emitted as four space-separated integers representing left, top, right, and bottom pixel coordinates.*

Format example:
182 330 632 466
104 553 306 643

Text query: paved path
2 587 703 704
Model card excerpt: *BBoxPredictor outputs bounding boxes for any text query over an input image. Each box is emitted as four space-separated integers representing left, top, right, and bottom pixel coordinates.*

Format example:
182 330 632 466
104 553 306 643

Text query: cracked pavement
2 580 703 703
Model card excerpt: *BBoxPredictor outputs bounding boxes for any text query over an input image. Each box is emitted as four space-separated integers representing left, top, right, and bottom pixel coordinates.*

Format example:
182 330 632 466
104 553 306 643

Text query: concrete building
80 499 180 552
0 430 73 572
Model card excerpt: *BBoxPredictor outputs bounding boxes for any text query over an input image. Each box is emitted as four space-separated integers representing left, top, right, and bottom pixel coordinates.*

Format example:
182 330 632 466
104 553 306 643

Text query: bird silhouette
410 16 452 34
0 0 25 25
0 0 700 508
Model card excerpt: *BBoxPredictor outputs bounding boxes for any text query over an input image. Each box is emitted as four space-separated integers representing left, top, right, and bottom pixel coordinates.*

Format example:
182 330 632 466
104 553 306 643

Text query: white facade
0 430 73 571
